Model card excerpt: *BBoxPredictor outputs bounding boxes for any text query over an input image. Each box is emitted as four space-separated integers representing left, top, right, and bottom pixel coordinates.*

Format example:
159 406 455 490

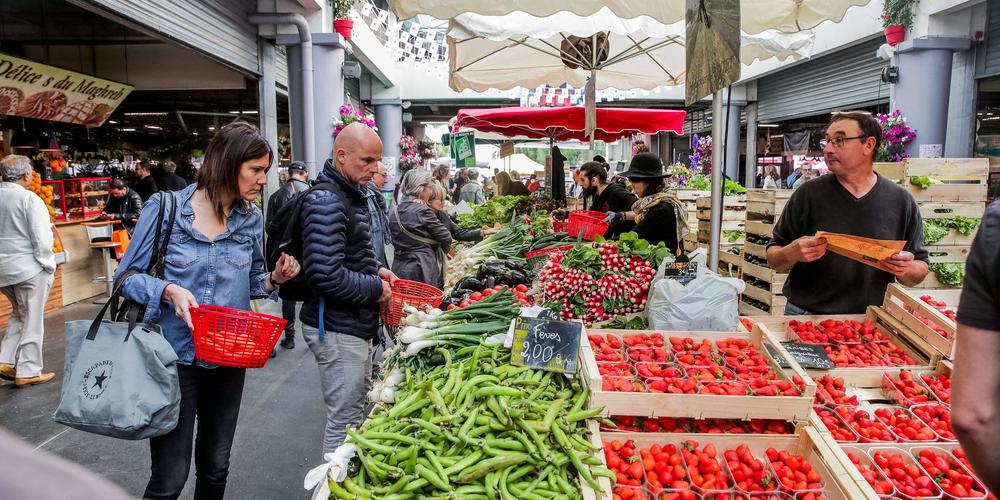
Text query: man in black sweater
157 161 188 192
766 111 929 314
132 161 157 202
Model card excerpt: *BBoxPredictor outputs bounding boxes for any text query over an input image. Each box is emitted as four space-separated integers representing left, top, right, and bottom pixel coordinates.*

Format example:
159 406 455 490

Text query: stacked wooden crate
698 195 745 276
669 188 709 230
741 189 792 316
873 158 989 289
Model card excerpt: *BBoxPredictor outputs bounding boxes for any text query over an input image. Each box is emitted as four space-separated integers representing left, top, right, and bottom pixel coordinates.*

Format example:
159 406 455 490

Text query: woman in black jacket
604 153 688 255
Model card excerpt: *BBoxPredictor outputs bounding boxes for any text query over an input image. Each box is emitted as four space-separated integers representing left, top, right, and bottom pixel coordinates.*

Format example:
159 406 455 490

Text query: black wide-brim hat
620 152 668 179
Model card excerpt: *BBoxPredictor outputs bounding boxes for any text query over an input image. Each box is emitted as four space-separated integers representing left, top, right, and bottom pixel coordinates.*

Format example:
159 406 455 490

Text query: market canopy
454 106 686 142
391 0 871 35
448 9 816 93
489 153 545 175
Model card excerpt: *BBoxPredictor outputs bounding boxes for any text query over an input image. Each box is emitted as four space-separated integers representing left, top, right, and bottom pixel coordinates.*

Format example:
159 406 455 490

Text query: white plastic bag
646 251 745 331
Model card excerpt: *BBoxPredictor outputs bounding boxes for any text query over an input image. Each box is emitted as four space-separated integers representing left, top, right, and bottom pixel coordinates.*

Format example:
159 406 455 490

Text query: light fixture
124 112 169 117
144 125 162 130
758 124 779 128
108 120 118 124
228 110 258 114
208 126 216 130
121 127 136 132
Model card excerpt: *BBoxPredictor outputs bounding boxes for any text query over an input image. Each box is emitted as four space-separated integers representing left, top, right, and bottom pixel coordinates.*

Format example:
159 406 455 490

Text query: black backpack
265 181 355 302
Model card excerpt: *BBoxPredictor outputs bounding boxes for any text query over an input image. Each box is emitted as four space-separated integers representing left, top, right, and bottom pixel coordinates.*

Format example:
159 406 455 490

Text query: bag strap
147 192 178 279
392 201 447 285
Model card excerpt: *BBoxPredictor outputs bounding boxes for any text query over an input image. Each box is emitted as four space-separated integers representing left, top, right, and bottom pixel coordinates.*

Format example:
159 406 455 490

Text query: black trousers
144 364 246 500
281 300 297 340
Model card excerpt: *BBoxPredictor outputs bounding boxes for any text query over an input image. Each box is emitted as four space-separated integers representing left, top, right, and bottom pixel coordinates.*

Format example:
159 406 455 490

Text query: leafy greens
929 263 965 286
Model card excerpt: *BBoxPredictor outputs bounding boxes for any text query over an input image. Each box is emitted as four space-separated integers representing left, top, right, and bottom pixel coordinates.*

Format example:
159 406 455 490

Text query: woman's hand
163 284 199 331
271 252 301 285
482 227 500 236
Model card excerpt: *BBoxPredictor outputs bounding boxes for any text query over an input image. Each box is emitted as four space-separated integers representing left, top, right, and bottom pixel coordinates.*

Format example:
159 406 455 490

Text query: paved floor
0 298 327 499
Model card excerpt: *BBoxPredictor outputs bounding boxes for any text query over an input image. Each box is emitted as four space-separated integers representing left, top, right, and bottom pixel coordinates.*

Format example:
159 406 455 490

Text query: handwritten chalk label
663 261 698 285
765 342 834 370
511 317 582 374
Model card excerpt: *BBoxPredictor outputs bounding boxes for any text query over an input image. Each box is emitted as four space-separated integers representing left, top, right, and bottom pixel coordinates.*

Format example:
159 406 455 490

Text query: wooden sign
500 140 515 158
511 316 582 374
0 52 133 127
765 342 834 370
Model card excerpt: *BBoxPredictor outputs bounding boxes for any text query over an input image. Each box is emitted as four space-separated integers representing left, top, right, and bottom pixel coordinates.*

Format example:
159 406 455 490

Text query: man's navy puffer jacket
299 160 383 339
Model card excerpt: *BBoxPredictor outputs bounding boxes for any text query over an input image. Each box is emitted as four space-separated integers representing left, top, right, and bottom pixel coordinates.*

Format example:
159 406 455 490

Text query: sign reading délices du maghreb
0 53 133 127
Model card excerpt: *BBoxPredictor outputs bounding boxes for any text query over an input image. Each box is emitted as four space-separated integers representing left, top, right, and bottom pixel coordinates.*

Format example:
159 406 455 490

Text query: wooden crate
919 202 984 245
745 219 775 238
753 307 941 387
695 195 747 222
741 258 788 286
746 189 793 217
743 281 787 308
744 241 768 259
581 418 614 500
925 245 969 264
581 328 816 421
670 188 711 202
593 426 865 500
0 266 63 329
881 284 960 359
874 158 989 202
913 271 961 289
739 300 783 316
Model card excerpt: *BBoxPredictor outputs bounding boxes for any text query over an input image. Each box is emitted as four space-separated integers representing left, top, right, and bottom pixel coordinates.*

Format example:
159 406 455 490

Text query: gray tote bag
54 194 180 439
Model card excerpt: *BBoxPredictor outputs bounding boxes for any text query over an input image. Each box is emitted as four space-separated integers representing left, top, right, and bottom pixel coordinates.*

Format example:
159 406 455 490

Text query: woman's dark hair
197 121 272 219
579 161 608 183
641 177 666 196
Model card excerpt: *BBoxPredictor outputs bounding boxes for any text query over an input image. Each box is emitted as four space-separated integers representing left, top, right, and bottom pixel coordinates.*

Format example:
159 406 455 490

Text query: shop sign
451 130 476 168
500 140 515 158
0 52 133 127
511 316 582 374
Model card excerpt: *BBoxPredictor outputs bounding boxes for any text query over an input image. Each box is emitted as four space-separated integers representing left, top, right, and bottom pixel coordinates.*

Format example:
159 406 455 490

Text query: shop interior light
228 110 258 114
108 120 118 124
121 128 137 131
758 124 779 128
145 125 162 130
124 112 169 117
208 126 216 130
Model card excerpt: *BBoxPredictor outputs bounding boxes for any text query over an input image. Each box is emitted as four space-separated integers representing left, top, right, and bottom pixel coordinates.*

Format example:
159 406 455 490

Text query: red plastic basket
190 305 287 368
567 210 609 241
552 220 569 233
524 244 575 266
382 279 445 327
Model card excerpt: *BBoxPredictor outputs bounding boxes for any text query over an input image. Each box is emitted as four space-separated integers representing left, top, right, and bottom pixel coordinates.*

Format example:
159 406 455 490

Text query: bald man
299 123 397 452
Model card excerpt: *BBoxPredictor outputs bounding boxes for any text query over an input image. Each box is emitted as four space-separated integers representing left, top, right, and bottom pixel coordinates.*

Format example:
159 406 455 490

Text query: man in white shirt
0 155 56 386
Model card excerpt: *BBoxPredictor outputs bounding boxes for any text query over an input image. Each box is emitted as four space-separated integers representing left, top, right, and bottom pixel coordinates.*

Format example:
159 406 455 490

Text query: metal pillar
708 90 726 273
744 103 758 188
375 102 403 189
890 38 971 157
257 39 279 225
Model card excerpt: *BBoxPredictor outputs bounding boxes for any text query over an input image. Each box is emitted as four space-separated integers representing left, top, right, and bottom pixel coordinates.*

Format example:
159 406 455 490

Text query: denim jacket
115 184 269 366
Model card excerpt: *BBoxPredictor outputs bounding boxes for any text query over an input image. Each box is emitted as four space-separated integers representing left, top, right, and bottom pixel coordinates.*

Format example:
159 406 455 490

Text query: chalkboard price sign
765 342 835 370
662 261 698 285
511 317 582 374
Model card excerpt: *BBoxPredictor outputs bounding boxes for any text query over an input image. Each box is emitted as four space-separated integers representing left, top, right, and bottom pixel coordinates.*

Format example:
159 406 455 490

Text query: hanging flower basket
334 20 354 40
884 25 905 45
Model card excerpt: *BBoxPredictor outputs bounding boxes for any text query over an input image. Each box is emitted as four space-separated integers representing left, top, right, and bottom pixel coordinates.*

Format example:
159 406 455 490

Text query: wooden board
747 200 787 218
669 188 711 202
59 221 110 304
745 219 775 238
698 220 745 232
581 328 816 421
874 158 990 183
741 259 788 285
744 241 768 259
754 307 940 388
0 267 63 329
740 300 782 316
592 427 863 500
881 284 960 359
906 183 988 202
747 189 793 204
918 201 987 219
697 208 747 221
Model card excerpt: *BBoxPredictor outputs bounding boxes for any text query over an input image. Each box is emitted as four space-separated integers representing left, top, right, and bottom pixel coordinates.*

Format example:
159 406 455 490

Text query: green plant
929 263 964 287
881 0 916 29
329 0 355 20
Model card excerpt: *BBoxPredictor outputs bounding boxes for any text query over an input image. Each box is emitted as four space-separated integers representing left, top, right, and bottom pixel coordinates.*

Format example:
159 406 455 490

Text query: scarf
631 191 689 242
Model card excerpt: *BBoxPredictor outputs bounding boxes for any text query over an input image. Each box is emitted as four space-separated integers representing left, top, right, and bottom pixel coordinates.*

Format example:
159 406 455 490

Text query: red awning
454 106 686 142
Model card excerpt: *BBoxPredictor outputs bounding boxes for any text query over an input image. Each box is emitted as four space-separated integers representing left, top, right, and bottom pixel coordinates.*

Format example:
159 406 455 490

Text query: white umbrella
490 153 545 175
448 9 816 93
390 0 871 34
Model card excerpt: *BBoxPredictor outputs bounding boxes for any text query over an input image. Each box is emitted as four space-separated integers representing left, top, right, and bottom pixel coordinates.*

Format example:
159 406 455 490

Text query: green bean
426 450 449 485
565 406 603 422
455 453 531 483
415 463 451 491
476 385 524 398
343 477 373 499
552 422 601 491
541 398 564 432
569 385 589 413
443 450 484 476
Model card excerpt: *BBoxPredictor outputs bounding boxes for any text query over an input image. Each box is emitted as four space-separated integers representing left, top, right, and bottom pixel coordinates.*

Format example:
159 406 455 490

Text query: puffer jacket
299 160 383 340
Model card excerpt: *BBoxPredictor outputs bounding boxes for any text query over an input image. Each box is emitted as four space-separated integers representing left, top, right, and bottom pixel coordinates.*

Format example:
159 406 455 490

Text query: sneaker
270 349 277 358
14 372 55 387
280 338 295 350
0 363 15 381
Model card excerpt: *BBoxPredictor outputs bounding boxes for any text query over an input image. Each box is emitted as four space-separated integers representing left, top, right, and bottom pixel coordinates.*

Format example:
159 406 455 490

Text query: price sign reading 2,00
520 340 556 364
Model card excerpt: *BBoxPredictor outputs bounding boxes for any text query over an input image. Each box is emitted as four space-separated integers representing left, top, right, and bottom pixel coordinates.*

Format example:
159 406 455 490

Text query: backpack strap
307 180 358 343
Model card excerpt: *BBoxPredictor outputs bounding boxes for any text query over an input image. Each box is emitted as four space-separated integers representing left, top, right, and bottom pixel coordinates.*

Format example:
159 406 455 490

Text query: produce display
928 262 965 286
538 233 669 325
336 341 612 499
870 449 942 499
601 416 795 435
913 448 987 499
844 450 895 497
456 195 530 229
922 216 979 245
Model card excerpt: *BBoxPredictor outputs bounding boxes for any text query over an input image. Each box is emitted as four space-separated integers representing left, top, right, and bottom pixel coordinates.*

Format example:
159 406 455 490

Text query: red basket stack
567 210 609 241
382 279 445 327
190 305 287 368
552 220 569 233
524 244 575 266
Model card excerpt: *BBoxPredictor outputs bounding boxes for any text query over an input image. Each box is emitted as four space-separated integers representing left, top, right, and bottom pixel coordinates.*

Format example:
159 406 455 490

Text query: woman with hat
603 153 688 254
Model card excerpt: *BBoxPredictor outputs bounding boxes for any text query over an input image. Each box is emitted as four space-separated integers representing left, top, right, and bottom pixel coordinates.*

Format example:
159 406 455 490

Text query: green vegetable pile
682 174 746 195
929 263 965 286
458 196 530 229
331 342 612 499
923 217 980 245
723 230 745 243
600 315 648 330
909 176 942 189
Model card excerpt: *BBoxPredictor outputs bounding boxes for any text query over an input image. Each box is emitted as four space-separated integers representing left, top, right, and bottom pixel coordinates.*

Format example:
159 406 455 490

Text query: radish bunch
538 242 657 325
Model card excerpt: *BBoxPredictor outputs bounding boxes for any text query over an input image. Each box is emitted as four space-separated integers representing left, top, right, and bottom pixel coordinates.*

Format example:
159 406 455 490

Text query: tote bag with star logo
53 194 180 439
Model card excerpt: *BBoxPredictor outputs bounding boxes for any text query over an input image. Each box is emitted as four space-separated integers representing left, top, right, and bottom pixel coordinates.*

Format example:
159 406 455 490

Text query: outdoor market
1 0 999 500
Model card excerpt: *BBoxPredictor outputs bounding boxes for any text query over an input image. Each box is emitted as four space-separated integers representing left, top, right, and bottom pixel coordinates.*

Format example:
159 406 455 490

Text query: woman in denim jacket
115 122 300 500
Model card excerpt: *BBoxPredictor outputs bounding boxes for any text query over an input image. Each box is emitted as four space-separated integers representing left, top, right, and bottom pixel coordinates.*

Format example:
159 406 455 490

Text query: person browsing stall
765 111 929 315
579 161 636 238
390 170 453 289
101 180 143 234
603 153 687 254
428 183 498 243
133 160 158 202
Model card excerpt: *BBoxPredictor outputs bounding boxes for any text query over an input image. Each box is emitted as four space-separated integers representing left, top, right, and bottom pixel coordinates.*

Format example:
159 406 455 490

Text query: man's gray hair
399 169 432 198
164 161 177 173
467 169 479 181
1 155 33 182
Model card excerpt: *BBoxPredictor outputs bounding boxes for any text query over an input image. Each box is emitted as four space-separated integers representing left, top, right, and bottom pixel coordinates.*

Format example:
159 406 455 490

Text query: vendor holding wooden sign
766 111 929 314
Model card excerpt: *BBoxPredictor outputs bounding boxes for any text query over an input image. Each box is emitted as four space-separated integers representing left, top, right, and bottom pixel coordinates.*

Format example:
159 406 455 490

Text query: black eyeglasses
820 136 869 149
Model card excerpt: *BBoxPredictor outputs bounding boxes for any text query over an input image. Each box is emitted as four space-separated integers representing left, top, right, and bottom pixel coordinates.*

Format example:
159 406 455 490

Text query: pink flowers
399 134 421 171
876 110 916 163
333 103 377 136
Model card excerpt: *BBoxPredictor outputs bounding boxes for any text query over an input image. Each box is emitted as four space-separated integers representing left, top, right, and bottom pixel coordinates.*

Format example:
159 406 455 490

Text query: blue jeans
144 364 246 500
784 302 815 315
